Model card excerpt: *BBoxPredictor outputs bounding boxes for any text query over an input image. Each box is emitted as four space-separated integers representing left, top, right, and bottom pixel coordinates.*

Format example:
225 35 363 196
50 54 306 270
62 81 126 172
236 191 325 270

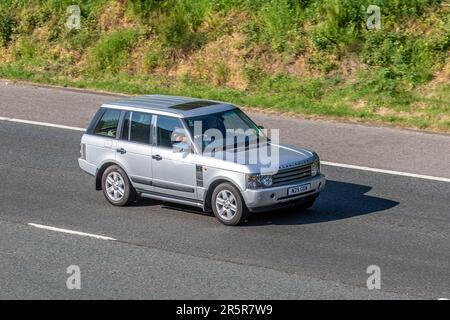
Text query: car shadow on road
245 180 400 226
130 197 207 215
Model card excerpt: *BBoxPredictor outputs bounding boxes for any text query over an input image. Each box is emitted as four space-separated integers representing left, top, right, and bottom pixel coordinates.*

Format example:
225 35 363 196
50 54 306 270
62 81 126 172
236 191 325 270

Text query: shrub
158 0 210 50
90 29 139 72
368 0 441 20
311 0 364 50
0 9 15 47
66 28 97 51
144 44 172 71
127 0 162 21
358 67 404 96
257 0 302 52
13 37 35 60
363 30 434 85
210 0 245 12
180 0 211 29
159 4 191 48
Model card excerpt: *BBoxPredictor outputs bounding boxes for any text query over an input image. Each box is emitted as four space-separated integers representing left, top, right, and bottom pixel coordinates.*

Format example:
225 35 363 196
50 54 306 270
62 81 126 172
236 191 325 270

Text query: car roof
101 94 236 118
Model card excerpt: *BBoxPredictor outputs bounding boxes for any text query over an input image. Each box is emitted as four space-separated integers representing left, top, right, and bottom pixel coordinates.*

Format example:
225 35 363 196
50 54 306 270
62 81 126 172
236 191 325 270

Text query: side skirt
138 190 204 210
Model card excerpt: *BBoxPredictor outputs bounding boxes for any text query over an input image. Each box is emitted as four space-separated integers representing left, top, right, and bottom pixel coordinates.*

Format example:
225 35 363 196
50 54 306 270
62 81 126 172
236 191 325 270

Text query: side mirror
258 125 265 130
173 142 190 153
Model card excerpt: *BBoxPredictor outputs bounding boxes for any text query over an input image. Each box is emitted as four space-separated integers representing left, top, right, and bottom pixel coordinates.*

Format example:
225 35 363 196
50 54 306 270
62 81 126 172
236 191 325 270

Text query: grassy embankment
0 0 449 131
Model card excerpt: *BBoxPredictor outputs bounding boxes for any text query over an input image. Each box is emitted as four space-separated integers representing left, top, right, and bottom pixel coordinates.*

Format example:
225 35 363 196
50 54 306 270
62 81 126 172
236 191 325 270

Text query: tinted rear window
94 109 121 138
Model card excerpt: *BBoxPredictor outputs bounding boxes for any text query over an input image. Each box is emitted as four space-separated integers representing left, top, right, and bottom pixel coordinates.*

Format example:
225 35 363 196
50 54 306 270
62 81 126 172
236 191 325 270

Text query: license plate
287 183 311 196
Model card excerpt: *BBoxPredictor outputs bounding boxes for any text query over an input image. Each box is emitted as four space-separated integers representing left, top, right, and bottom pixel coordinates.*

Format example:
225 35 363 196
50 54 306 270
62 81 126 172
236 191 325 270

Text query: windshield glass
184 109 266 152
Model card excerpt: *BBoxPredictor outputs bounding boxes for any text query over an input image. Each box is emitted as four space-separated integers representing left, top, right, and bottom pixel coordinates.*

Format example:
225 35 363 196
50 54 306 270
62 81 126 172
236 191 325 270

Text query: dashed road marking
321 161 450 183
28 223 116 241
0 116 85 131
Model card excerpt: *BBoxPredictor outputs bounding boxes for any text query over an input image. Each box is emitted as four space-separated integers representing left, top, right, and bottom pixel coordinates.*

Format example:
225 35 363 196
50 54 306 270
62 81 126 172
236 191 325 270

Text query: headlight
247 174 273 189
311 160 320 176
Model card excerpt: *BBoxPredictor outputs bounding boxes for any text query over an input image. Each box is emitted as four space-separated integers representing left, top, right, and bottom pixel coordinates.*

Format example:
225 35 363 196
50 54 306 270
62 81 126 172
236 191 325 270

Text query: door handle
152 154 162 161
116 148 127 154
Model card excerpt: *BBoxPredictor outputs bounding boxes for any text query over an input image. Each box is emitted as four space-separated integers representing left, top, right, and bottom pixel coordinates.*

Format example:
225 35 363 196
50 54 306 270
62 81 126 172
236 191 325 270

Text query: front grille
272 164 312 186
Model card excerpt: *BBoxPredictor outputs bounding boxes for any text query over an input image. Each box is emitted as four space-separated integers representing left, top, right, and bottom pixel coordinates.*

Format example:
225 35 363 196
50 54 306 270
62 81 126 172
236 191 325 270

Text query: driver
171 127 188 144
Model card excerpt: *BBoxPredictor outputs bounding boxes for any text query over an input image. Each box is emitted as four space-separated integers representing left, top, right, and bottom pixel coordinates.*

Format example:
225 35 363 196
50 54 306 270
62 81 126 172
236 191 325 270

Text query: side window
94 109 121 138
156 116 187 148
130 112 152 144
121 111 152 144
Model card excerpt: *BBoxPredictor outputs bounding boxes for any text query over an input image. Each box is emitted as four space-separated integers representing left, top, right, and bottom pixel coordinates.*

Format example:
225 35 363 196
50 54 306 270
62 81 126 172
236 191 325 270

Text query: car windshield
184 109 267 152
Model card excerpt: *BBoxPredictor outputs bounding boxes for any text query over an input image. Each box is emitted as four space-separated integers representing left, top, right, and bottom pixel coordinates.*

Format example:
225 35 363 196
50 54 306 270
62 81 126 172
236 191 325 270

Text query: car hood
197 143 318 174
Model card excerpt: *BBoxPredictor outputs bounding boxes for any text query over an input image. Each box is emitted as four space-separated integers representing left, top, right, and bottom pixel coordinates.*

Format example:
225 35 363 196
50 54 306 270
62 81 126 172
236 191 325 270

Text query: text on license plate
287 183 311 196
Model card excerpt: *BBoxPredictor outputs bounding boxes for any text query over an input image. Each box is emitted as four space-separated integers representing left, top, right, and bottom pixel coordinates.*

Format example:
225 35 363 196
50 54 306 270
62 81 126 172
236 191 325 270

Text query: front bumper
242 174 326 212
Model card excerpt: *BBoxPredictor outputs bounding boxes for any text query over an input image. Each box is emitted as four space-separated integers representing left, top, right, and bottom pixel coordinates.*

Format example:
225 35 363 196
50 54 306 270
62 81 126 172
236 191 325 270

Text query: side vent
196 165 204 187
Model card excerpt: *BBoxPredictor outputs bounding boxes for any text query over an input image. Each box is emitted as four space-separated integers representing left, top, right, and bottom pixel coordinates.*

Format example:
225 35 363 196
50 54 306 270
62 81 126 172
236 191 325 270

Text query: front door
116 111 153 191
151 115 197 199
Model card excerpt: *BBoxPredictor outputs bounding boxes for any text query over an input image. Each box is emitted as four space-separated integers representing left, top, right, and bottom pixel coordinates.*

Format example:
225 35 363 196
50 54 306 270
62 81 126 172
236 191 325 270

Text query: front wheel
212 183 249 226
101 165 136 206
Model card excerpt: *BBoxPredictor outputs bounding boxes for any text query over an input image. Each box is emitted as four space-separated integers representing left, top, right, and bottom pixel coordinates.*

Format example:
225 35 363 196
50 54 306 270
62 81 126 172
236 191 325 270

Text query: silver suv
79 95 326 225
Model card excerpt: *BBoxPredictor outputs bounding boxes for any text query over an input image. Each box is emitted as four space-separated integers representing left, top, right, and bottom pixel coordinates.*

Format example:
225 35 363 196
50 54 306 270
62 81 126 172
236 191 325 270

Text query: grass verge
1 64 448 132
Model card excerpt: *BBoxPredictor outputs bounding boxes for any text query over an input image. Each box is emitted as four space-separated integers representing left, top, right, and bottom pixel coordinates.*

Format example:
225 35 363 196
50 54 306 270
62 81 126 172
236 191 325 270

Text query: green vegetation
89 29 140 72
0 0 448 131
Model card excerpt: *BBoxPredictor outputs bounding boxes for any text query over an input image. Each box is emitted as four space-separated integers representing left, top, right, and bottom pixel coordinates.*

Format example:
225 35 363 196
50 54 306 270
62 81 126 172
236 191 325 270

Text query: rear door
151 115 198 199
115 111 153 192
84 108 121 166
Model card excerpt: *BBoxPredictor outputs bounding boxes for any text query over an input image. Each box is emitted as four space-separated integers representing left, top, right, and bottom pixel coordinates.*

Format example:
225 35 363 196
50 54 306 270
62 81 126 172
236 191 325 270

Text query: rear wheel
212 183 248 226
101 165 136 206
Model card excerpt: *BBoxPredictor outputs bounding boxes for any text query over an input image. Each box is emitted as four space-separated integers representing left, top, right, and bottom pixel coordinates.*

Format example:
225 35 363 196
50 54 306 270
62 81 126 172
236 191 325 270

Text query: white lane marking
28 223 116 241
1 116 449 183
0 116 85 131
321 161 450 183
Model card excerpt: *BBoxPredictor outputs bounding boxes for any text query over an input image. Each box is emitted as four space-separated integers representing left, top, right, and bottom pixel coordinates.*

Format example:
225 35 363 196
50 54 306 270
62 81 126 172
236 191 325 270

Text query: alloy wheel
105 171 125 202
215 190 237 221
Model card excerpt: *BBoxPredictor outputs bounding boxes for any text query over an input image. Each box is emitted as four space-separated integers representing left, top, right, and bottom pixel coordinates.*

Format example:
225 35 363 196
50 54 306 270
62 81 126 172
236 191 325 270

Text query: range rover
78 95 326 225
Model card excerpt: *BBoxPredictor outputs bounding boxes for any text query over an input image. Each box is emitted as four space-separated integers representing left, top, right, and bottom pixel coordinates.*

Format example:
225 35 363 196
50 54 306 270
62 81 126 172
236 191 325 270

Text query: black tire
295 197 317 210
101 165 136 206
211 182 249 226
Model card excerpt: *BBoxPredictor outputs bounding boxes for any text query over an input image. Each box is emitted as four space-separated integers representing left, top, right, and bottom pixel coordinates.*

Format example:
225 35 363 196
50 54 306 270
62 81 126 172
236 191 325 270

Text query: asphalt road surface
0 81 449 299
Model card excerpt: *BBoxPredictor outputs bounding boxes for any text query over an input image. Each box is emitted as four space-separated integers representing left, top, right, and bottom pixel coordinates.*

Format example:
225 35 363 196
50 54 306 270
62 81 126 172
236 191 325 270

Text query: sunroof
169 100 219 111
